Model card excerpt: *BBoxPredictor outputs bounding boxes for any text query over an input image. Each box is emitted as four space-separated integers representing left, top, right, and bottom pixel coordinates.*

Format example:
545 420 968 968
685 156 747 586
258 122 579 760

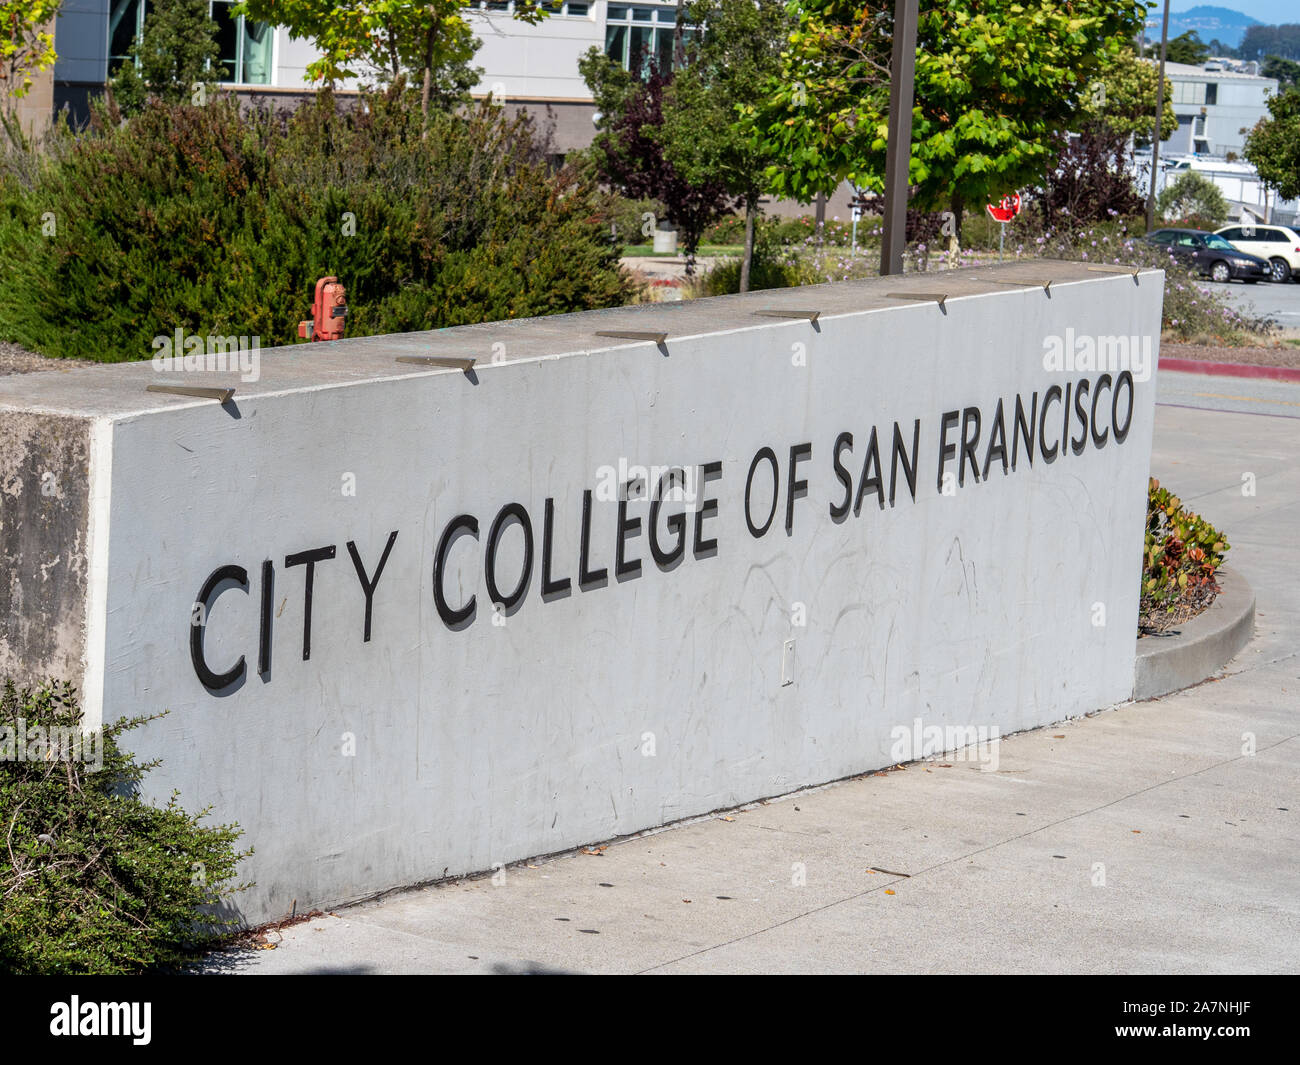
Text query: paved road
1158 364 1300 420
1217 276 1300 333
217 369 1300 975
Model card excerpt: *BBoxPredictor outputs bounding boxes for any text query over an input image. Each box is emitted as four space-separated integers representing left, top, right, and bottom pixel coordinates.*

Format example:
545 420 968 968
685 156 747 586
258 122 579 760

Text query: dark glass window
109 0 143 64
655 26 675 71
605 24 627 64
629 25 652 77
211 1 239 83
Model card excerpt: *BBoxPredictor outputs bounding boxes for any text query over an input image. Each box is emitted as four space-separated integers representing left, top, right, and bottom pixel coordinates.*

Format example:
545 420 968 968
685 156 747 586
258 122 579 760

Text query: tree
0 0 59 109
1038 127 1144 229
1156 30 1210 66
237 0 546 125
1084 48 1178 145
1156 170 1229 227
1244 87 1300 202
659 0 790 291
1241 24 1300 62
1262 55 1300 90
580 48 731 274
756 0 1145 238
108 0 219 113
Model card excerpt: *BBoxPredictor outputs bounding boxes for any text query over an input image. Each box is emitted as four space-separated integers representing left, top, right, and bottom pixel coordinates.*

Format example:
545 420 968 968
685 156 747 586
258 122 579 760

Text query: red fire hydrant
298 276 347 341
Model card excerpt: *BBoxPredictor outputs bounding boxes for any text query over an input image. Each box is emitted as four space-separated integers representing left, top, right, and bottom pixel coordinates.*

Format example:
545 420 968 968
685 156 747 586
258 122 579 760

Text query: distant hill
1147 6 1262 49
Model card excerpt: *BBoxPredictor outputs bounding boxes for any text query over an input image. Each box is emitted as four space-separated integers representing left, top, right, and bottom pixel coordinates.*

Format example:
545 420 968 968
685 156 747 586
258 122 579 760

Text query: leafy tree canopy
660 0 790 205
1244 86 1300 201
1241 24 1300 63
1262 55 1300 90
1153 30 1210 66
754 0 1146 220
579 47 731 270
109 0 219 113
0 0 59 103
1084 48 1178 143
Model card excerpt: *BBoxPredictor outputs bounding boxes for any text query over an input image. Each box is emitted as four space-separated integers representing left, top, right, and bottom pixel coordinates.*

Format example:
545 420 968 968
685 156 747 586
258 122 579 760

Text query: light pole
1145 0 1171 232
880 0 920 275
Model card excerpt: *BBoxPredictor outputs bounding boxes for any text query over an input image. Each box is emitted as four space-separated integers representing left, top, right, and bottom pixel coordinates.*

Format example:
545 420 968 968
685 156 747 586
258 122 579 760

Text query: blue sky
1171 2 1297 24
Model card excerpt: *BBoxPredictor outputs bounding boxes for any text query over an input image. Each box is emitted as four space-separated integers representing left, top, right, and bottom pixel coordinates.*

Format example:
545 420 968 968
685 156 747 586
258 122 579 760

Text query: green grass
619 244 746 258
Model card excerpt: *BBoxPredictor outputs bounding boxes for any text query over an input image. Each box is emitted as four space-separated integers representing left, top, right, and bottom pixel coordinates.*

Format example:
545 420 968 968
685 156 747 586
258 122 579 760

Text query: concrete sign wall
0 263 1162 923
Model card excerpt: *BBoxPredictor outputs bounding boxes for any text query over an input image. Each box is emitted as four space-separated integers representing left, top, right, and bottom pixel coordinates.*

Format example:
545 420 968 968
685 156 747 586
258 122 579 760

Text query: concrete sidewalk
215 389 1300 975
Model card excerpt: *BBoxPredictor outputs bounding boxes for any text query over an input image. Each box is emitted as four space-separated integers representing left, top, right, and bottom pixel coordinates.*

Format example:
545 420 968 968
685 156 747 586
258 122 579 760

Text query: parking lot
1217 276 1300 334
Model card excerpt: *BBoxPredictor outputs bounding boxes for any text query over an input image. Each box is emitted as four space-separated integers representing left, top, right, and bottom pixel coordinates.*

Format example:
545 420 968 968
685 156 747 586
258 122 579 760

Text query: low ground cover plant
0 680 249 974
1140 478 1229 634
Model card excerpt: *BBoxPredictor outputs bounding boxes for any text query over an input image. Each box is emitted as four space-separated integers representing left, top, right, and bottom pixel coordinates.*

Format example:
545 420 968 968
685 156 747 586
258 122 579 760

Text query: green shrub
1156 170 1230 229
769 214 855 247
702 213 746 244
0 93 634 362
0 680 249 974
1030 226 1275 343
1140 478 1229 632
596 191 669 246
689 222 809 295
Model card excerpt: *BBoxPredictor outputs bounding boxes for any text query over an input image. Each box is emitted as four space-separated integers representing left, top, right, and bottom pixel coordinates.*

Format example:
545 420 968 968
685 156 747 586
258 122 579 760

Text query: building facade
1156 59 1278 160
47 0 699 147
24 2 840 218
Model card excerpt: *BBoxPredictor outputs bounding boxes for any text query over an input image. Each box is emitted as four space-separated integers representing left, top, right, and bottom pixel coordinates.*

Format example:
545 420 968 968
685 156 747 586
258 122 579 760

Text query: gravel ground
1162 341 1300 369
0 340 93 375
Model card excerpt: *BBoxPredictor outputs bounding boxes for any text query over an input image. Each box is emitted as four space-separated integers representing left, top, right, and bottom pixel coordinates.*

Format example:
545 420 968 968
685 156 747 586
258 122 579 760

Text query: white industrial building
1137 59 1295 225
1156 59 1278 160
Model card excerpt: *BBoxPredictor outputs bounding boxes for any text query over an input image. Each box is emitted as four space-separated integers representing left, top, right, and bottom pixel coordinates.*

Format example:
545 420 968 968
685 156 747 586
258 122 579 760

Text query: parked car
1215 223 1300 283
1142 228 1270 283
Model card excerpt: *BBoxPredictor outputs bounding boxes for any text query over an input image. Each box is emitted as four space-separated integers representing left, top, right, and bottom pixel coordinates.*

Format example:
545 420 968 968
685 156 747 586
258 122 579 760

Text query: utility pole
1145 0 1171 232
880 0 919 275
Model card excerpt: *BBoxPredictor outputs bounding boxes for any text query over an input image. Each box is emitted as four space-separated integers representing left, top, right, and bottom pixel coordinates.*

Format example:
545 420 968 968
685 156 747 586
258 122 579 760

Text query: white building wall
1160 61 1278 158
469 9 604 101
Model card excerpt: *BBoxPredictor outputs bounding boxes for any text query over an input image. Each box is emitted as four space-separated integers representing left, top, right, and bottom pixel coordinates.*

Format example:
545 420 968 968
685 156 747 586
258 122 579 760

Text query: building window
605 5 697 77
475 1 591 13
1205 82 1217 105
109 0 145 68
109 1 273 85
210 1 273 85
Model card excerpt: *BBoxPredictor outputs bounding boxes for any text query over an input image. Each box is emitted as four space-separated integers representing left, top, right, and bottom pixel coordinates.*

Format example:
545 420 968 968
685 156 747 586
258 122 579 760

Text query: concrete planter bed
1134 565 1256 701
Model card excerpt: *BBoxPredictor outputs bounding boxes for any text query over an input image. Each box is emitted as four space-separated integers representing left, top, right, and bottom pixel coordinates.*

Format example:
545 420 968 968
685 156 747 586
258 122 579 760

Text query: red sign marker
986 193 1022 223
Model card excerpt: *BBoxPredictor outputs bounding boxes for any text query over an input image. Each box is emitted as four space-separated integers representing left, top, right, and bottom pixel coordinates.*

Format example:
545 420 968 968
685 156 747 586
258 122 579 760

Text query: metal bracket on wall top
1086 264 1142 280
146 384 235 403
984 278 1052 294
753 310 821 323
886 292 947 310
595 330 668 344
396 355 477 370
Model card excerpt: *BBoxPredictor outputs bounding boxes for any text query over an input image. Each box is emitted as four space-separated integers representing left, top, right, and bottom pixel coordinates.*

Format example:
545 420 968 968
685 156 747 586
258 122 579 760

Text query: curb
1134 565 1255 701
1159 356 1300 383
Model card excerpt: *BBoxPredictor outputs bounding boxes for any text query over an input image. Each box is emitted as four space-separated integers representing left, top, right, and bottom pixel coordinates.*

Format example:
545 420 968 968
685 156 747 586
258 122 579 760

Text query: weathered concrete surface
214 393 1298 975
0 262 1162 925
1135 564 1256 701
0 411 92 689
